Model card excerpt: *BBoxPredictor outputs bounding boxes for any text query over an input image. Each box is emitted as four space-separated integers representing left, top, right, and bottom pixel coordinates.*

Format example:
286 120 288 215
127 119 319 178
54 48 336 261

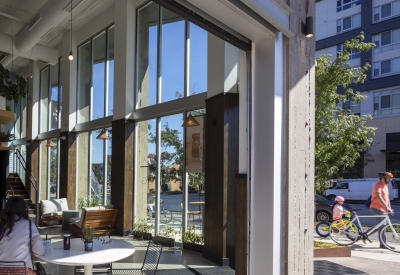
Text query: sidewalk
314 234 400 274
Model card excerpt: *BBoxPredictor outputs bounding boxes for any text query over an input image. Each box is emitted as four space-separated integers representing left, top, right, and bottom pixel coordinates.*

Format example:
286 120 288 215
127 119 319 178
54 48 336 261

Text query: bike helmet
378 172 394 179
335 196 345 202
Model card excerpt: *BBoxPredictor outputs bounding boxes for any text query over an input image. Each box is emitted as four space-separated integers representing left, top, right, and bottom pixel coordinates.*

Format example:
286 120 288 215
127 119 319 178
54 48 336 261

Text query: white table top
39 238 135 266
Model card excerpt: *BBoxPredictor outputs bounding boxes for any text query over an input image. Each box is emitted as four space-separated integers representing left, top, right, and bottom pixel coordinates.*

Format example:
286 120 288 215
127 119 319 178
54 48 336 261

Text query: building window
373 88 400 116
39 59 62 133
337 13 361 34
77 25 114 124
337 0 361 12
373 28 400 54
337 44 361 59
373 57 400 78
338 100 361 115
373 0 400 23
136 2 207 109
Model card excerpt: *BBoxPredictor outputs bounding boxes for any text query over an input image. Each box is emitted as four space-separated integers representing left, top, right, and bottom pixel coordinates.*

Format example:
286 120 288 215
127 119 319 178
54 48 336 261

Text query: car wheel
327 195 336 201
316 211 331 222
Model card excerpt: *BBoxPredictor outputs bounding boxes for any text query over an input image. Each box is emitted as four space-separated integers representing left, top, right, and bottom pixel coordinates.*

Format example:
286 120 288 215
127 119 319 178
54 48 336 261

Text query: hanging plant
0 63 26 106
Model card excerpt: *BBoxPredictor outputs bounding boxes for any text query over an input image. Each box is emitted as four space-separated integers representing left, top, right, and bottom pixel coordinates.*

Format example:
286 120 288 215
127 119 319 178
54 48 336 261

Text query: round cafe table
38 238 135 275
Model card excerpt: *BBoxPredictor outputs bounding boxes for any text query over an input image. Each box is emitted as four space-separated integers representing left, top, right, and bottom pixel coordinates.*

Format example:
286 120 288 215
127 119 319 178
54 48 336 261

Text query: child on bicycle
331 196 350 229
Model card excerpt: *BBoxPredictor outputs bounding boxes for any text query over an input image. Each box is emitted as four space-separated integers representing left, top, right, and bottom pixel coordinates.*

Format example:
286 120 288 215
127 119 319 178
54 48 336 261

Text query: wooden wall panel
59 132 77 209
111 119 135 235
204 93 239 266
235 174 247 275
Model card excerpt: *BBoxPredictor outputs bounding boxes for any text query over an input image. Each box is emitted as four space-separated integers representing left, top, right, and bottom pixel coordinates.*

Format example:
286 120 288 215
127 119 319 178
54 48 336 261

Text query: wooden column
203 93 239 266
111 119 135 235
59 132 77 209
26 140 40 202
235 174 248 275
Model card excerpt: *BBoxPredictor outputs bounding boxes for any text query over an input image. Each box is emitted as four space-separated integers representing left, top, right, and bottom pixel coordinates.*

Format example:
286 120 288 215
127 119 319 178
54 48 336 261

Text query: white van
324 179 399 201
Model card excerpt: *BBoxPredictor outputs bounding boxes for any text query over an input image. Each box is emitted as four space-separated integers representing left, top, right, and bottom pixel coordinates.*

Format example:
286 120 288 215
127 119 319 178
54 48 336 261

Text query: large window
136 2 207 109
39 59 62 133
337 0 361 12
337 13 361 34
374 0 400 23
373 87 400 116
337 44 360 59
77 26 114 123
39 138 59 200
373 57 400 78
373 29 400 54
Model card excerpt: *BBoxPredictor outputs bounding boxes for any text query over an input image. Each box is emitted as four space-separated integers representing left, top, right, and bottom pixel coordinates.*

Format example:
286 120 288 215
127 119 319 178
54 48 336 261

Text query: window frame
373 57 400 78
373 87 400 116
337 0 361 12
337 13 361 34
373 0 400 23
373 28 400 54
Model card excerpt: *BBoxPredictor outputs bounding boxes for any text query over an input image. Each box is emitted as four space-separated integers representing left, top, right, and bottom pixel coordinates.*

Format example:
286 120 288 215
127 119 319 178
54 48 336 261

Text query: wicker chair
107 240 162 275
0 261 27 275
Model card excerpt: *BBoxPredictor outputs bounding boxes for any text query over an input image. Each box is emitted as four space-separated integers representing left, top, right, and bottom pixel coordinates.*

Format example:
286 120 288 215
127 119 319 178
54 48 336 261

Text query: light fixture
60 136 66 140
301 16 314 38
46 140 56 148
96 129 108 140
182 114 200 127
68 0 74 61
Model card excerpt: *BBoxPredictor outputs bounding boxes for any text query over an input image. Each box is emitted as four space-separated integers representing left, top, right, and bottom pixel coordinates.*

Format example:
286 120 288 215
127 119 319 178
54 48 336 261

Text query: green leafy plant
5 105 11 111
182 227 204 245
133 219 153 234
81 226 95 242
77 195 100 211
0 130 15 142
0 63 26 106
158 220 176 239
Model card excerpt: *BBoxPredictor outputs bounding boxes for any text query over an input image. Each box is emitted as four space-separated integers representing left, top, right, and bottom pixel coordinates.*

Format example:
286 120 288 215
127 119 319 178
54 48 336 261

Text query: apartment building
316 0 400 178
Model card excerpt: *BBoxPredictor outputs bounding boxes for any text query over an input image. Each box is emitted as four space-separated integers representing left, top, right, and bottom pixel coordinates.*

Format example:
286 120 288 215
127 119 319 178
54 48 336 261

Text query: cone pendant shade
182 114 200 127
46 140 56 148
96 130 108 140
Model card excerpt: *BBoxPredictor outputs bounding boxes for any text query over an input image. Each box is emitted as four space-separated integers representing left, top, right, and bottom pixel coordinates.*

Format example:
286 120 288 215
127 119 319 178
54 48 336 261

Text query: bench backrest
81 209 118 228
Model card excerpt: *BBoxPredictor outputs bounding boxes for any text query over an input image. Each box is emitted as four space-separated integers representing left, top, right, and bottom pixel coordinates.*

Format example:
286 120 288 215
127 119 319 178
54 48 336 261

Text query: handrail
14 149 39 204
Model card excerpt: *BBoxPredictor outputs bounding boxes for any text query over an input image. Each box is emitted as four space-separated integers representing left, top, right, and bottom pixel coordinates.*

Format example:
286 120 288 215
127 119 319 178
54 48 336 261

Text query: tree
315 33 376 194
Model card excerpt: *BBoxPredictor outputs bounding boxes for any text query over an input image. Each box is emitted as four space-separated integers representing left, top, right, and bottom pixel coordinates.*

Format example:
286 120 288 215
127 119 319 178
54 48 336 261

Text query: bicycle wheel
379 223 400 252
315 221 330 238
160 209 173 224
329 220 360 246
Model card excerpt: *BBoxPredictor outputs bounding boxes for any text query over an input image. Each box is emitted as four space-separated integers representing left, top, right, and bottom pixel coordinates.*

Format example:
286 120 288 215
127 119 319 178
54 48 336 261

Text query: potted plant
81 226 95 251
0 63 26 108
133 219 153 240
182 227 204 253
153 221 176 247
0 130 15 147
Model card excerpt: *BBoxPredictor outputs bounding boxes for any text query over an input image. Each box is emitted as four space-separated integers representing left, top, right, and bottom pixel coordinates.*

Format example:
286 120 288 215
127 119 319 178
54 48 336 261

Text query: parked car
325 179 398 202
315 194 352 222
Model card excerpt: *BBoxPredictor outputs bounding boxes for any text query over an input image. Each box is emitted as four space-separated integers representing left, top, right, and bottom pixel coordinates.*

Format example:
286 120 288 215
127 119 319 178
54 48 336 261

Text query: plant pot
183 242 204 253
84 241 93 251
134 232 152 240
0 142 8 147
153 236 175 247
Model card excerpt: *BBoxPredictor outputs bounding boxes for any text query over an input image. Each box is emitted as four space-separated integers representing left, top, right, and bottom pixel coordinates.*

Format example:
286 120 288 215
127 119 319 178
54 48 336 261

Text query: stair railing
14 149 39 205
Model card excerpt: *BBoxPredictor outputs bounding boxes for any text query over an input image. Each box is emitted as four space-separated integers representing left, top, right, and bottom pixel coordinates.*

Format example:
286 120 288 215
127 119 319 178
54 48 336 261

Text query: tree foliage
315 33 376 194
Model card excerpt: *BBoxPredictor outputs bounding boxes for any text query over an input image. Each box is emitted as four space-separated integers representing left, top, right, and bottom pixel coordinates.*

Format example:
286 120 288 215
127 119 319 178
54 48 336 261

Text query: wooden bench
69 209 118 236
39 203 62 226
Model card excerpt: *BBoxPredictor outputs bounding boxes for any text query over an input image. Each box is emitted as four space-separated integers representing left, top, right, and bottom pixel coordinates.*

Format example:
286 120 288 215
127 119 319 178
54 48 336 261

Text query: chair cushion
41 200 58 215
42 211 62 218
51 198 69 211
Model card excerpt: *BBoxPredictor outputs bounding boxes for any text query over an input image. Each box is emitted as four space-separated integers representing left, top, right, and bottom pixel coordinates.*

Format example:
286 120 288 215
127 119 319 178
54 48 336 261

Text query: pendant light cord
70 0 72 53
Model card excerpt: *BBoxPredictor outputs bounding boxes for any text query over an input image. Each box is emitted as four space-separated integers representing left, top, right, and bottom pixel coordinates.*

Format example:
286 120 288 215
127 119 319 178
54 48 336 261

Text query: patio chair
181 203 202 230
74 263 111 275
0 261 27 274
107 240 162 275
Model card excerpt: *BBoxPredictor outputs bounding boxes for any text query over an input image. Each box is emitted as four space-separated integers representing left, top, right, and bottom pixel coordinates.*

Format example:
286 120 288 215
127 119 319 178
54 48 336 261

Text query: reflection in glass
39 140 48 200
189 23 207 96
92 31 106 120
50 61 59 130
107 27 114 116
77 132 90 201
161 8 185 103
91 130 105 204
136 2 158 108
49 139 59 199
40 67 50 133
78 41 91 123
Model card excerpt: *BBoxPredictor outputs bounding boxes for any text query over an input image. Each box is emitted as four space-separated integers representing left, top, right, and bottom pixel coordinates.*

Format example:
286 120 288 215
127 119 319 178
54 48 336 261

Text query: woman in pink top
331 196 350 221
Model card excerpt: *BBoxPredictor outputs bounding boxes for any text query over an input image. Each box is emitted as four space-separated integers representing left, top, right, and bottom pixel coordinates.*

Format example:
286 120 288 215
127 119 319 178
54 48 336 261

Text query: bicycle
316 214 354 238
328 209 400 252
147 201 173 224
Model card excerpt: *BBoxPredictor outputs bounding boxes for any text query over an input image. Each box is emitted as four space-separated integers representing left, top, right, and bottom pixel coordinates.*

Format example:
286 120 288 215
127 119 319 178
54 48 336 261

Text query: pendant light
46 140 56 148
96 129 109 140
68 0 74 61
182 114 200 127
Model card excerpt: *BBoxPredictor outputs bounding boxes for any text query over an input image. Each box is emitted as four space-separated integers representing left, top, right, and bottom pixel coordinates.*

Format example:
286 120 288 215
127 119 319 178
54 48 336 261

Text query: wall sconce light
301 16 314 38
26 142 31 147
182 114 200 127
46 140 56 148
60 136 66 140
96 129 108 140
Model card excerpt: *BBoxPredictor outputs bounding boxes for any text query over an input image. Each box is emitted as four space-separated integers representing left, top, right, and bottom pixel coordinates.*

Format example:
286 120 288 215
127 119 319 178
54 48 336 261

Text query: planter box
153 236 175 247
183 242 204 253
134 232 152 240
314 246 351 258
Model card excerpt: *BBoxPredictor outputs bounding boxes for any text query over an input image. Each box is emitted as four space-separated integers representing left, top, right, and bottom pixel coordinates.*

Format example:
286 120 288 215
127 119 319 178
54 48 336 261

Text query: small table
189 201 205 233
39 238 135 275
62 210 80 230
